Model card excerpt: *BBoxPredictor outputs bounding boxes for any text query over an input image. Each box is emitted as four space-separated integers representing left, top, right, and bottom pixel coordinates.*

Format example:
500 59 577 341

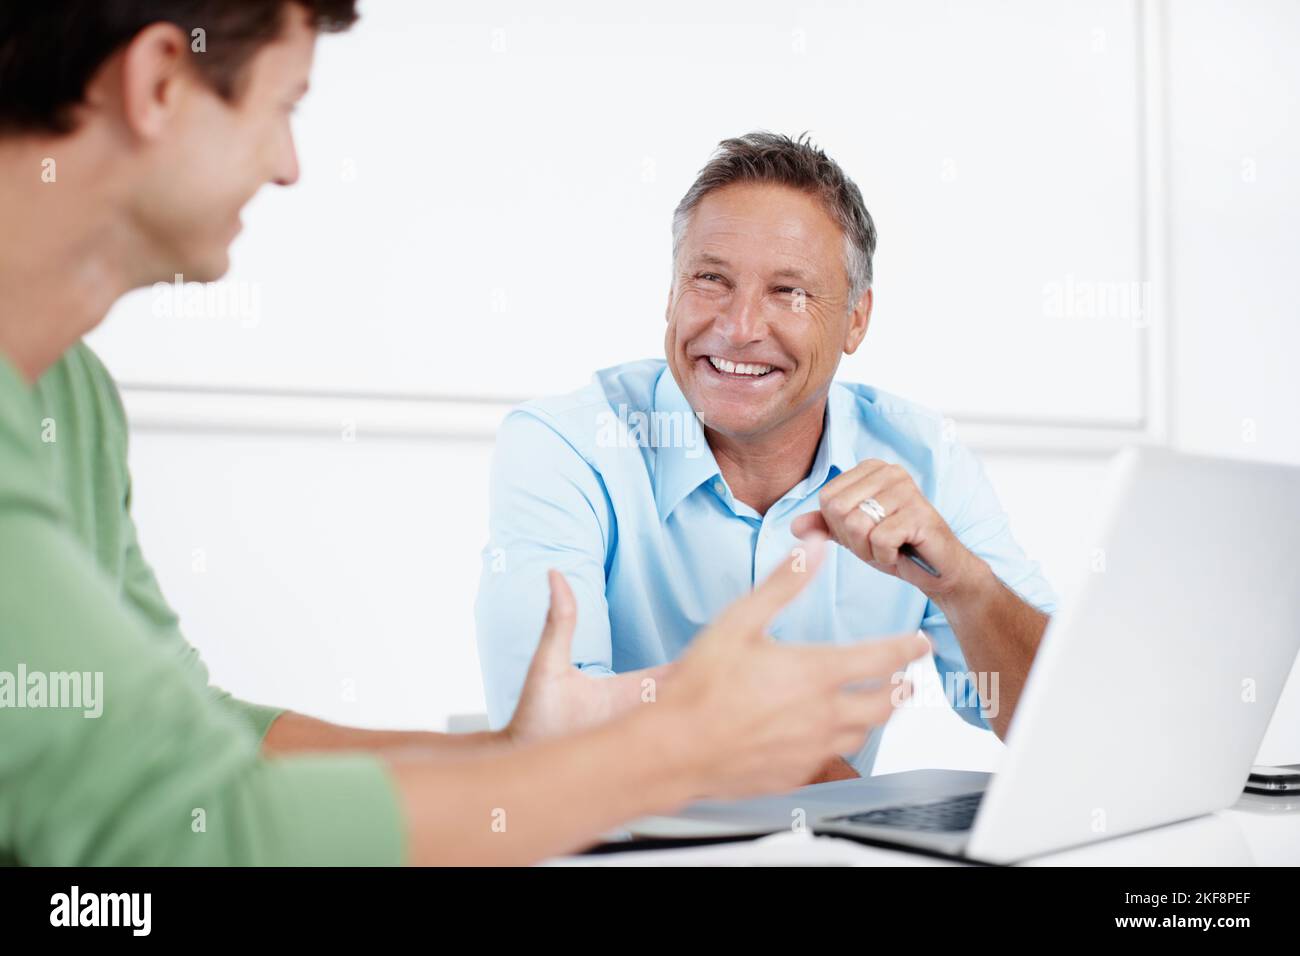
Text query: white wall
89 0 1299 771
123 431 494 730
1166 0 1300 465
91 0 1149 431
1163 0 1300 763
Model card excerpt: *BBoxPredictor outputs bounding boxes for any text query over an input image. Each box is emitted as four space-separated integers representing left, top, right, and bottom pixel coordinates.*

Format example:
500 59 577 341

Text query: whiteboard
91 0 1147 426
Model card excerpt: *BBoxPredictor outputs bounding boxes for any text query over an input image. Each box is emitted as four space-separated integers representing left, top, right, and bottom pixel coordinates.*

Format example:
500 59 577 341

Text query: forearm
390 705 699 866
263 711 513 762
935 558 1050 739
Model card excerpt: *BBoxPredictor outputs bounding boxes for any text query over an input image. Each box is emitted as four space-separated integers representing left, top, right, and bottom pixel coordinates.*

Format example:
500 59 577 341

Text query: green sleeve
0 382 406 866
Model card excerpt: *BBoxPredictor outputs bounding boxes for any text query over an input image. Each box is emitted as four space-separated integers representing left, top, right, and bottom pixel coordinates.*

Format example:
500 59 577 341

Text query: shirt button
713 479 725 495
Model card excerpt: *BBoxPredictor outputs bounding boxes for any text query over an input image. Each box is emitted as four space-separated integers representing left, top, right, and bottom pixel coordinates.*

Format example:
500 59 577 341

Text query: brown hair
0 0 359 135
672 131 878 305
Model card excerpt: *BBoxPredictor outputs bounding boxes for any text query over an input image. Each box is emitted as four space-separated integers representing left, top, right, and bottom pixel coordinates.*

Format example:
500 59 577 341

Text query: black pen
901 544 940 578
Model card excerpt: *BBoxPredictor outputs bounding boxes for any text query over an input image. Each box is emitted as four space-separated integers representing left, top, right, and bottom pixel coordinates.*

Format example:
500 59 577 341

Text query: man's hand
663 533 929 799
505 570 673 746
792 459 980 599
794 459 1052 741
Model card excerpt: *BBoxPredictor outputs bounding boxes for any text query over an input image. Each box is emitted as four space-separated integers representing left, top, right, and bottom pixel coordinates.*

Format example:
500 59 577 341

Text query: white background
87 0 1300 772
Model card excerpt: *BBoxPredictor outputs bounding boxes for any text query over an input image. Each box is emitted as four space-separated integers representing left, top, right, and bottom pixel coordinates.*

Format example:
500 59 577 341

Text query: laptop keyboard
832 791 984 832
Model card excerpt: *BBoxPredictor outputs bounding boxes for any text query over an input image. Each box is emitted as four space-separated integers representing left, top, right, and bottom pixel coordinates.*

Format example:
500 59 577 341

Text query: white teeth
708 356 774 377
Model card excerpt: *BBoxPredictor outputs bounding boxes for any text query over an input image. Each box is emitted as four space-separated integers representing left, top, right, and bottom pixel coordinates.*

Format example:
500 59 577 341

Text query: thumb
535 569 578 672
791 510 831 540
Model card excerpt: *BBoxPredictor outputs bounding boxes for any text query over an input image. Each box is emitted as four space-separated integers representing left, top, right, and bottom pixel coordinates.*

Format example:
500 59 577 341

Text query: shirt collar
651 370 860 523
768 381 859 510
818 381 862 481
652 368 722 523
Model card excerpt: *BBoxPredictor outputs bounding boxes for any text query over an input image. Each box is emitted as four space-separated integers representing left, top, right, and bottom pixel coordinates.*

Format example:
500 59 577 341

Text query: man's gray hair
671 131 878 307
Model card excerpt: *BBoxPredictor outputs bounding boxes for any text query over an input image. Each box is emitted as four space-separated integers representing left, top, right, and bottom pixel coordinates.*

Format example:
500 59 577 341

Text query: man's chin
683 384 781 433
177 250 232 285
692 403 781 443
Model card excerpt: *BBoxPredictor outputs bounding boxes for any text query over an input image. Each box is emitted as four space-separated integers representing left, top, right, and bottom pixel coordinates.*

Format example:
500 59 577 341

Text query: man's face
127 7 318 282
665 182 869 441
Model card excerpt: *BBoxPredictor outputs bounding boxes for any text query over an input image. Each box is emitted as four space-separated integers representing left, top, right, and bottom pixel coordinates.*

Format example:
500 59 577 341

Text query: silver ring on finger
858 497 887 524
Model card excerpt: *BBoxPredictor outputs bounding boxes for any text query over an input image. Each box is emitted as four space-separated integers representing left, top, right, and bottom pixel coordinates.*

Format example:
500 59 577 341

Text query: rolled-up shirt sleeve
921 439 1058 731
475 408 615 729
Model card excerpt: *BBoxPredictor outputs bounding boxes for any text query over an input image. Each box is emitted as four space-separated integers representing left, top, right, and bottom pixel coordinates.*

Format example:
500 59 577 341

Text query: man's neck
708 396 828 516
0 136 136 383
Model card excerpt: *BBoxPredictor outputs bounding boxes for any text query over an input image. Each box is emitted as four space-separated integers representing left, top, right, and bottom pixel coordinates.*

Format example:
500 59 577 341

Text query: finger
865 509 923 568
818 460 909 518
820 465 911 534
534 569 578 671
835 680 912 730
791 510 831 540
818 458 890 504
838 505 880 562
639 661 675 683
811 632 931 688
627 661 675 698
817 469 904 551
830 480 917 563
717 533 828 636
892 550 938 591
856 478 914 521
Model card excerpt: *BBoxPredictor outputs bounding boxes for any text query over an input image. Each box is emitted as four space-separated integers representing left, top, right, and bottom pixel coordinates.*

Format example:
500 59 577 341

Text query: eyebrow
687 253 812 285
770 267 813 285
688 253 732 271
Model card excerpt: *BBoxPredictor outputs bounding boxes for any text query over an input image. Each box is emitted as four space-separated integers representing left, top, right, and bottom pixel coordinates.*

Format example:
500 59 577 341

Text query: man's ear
842 287 873 355
110 22 195 140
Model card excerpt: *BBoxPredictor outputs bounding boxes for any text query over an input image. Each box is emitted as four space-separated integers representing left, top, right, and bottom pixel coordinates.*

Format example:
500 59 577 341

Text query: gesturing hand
664 533 931 799
505 571 672 746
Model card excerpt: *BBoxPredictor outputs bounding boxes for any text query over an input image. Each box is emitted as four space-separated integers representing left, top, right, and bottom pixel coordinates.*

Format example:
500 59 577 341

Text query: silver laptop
638 447 1300 863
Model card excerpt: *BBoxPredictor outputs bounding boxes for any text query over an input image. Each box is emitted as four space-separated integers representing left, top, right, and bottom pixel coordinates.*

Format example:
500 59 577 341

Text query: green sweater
0 343 405 865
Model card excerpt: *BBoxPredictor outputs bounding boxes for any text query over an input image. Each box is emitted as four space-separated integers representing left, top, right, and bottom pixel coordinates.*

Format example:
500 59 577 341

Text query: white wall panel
89 0 1150 430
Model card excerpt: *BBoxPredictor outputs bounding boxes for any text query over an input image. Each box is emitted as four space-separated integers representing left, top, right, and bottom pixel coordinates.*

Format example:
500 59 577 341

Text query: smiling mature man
477 132 1059 779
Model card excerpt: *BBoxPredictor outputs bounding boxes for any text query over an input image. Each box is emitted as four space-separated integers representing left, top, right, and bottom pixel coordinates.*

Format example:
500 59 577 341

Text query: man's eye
698 273 721 283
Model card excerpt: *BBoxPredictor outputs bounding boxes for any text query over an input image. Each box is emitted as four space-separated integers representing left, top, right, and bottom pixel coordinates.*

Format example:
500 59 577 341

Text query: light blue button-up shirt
475 359 1057 772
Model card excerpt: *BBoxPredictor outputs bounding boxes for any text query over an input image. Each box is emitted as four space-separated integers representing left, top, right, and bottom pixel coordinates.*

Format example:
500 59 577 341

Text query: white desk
548 792 1300 866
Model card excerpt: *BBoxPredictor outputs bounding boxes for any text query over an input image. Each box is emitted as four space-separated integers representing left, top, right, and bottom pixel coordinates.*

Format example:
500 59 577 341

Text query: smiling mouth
705 355 779 379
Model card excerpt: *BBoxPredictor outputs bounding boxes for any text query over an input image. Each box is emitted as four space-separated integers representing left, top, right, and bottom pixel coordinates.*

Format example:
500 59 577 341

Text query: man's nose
714 286 766 347
272 136 301 188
